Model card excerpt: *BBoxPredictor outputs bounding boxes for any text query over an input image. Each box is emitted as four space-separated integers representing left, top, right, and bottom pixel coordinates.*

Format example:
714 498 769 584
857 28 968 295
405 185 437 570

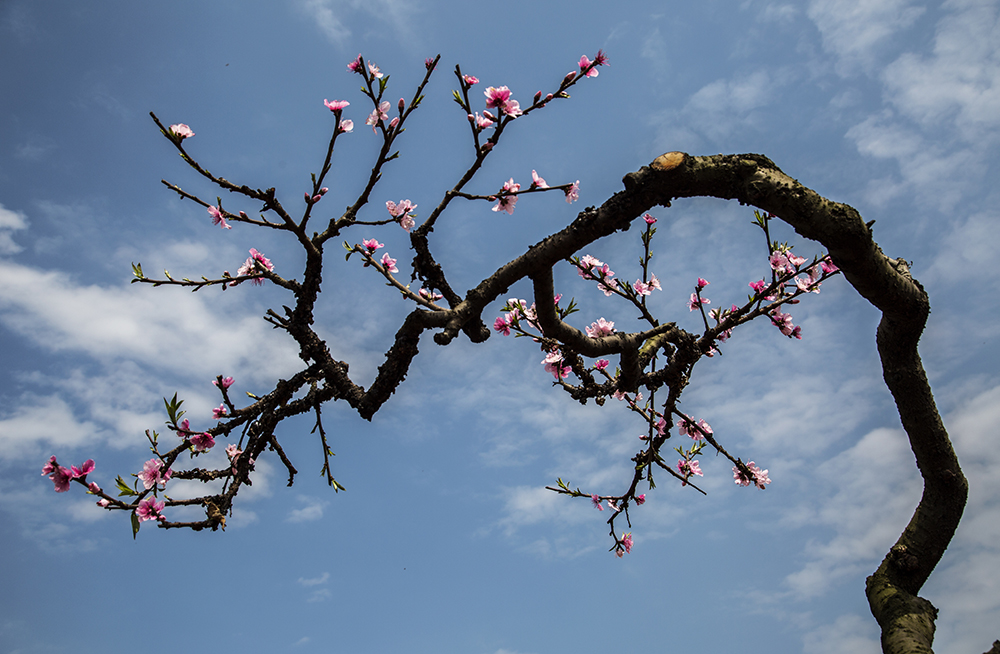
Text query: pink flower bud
545 93 553 102
319 187 328 195
312 194 322 203
239 211 248 219
533 90 542 104
398 98 405 113
562 71 576 85
389 117 399 129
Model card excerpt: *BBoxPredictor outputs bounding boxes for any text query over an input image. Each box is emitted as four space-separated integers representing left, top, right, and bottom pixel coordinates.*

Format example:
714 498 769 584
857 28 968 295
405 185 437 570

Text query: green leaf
452 90 464 106
131 511 140 540
116 475 138 497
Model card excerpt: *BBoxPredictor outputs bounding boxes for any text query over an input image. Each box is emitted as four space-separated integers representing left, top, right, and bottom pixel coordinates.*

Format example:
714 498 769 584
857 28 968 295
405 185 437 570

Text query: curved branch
626 151 968 653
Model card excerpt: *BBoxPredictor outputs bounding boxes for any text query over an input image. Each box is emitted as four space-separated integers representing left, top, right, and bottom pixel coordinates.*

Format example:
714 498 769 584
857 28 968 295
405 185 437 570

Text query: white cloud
0 203 28 254
808 0 925 74
287 495 327 522
297 571 330 586
297 0 422 46
802 613 880 654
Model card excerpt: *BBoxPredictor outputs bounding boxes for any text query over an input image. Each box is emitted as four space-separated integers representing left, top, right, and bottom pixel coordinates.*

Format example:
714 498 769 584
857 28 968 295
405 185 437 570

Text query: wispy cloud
297 0 423 47
287 495 327 522
808 0 925 75
0 203 27 254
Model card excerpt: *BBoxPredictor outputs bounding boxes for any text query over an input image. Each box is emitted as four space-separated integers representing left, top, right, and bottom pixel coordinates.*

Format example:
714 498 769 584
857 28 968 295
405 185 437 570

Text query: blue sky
1 1 998 653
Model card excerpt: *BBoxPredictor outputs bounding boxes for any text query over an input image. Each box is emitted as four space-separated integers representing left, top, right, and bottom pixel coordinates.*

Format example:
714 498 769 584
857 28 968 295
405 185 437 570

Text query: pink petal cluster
207 205 231 229
594 359 609 371
469 112 494 130
564 181 579 203
463 74 479 86
677 458 704 481
138 458 171 491
169 123 194 140
542 350 570 380
339 119 354 133
770 309 801 339
324 99 349 113
530 170 548 189
493 315 512 336
616 531 633 557
213 376 235 389
191 432 215 452
734 461 771 489
236 248 274 285
347 54 362 73
484 86 521 117
418 288 443 301
635 494 646 505
677 418 712 440
643 213 657 225
688 292 710 311
386 200 417 231
492 178 520 214
591 494 604 510
634 274 661 296
366 101 391 132
380 253 398 273
362 238 383 254
135 496 166 523
585 317 615 338
212 404 228 419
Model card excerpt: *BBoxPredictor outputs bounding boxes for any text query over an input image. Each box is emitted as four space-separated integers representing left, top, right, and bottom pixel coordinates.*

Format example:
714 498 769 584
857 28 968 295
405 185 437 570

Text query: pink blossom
362 238 384 253
366 101 391 131
579 54 600 77
225 444 242 459
677 458 704 480
386 200 417 231
470 112 494 129
97 498 111 507
749 279 767 294
787 251 807 267
677 418 712 440
191 432 215 452
595 359 609 371
734 461 770 489
688 293 710 311
236 248 274 285
542 351 570 380
607 499 620 512
769 251 794 275
621 532 633 554
821 259 839 274
213 376 235 390
592 49 609 66
212 404 228 419
643 213 657 225
484 86 511 108
530 170 548 189
697 278 710 290
419 288 443 301
347 54 362 73
208 205 231 229
88 482 101 493
655 417 667 435
70 459 95 478
135 496 165 523
585 317 615 338
380 253 398 273
483 86 521 116
169 124 194 140
367 61 383 78
635 494 646 505
42 457 74 493
564 181 580 203
388 117 399 130
138 458 171 491
324 99 349 113
493 315 512 336
425 58 436 70
591 494 604 511
493 178 520 214
770 310 801 339
339 119 354 133
463 74 479 86
635 280 652 296
577 255 604 279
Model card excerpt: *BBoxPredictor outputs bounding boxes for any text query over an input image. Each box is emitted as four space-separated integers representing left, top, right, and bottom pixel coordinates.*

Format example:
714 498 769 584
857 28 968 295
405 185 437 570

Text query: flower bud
533 91 542 104
398 98 405 113
562 71 576 85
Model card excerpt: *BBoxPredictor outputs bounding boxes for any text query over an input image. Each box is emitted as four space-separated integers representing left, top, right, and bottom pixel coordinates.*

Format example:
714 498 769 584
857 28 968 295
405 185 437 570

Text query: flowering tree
41 51 987 654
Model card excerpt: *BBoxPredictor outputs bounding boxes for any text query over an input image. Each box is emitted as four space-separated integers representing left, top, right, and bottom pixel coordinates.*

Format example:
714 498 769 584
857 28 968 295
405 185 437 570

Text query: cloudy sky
1 1 998 653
